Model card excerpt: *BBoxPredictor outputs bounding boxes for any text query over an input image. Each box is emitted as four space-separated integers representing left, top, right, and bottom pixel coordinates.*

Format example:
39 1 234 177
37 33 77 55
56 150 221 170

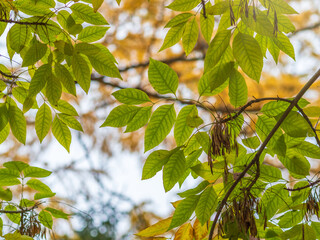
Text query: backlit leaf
195 185 218 225
71 3 109 25
145 104 176 152
72 53 91 93
78 26 109 42
52 116 71 152
148 58 179 95
169 194 200 229
100 105 140 127
174 223 193 240
125 106 152 132
35 103 52 142
164 13 192 28
228 68 247 107
112 88 151 105
167 0 201 11
233 32 263 82
200 14 214 43
8 105 26 144
39 210 53 229
160 23 186 51
163 150 186 192
24 166 52 178
182 18 198 56
174 105 197 146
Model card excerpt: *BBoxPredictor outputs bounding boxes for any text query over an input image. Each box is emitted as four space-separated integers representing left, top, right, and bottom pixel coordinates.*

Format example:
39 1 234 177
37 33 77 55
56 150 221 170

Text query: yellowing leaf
174 223 193 240
193 218 208 240
136 217 172 237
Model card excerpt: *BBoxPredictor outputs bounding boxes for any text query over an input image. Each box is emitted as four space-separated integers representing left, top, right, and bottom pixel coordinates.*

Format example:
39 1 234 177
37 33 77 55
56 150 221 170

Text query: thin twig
285 179 320 191
0 18 48 26
208 68 320 240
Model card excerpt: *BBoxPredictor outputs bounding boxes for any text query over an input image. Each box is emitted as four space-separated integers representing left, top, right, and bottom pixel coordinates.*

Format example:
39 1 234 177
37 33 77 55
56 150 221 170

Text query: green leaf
0 178 20 187
0 124 10 145
78 26 109 42
228 68 247 107
256 115 282 147
144 104 176 152
71 3 109 25
200 14 214 43
39 210 53 229
125 106 152 132
34 192 56 200
174 105 196 146
22 40 47 67
0 103 8 132
148 58 179 95
58 113 83 132
54 64 76 96
242 136 260 149
0 187 12 201
35 104 52 143
8 105 26 144
260 184 288 220
260 164 282 182
20 199 35 208
53 99 79 116
276 111 312 138
45 75 62 105
194 132 210 154
207 1 229 15
182 18 198 56
195 185 218 225
267 38 280 63
261 0 298 14
26 179 53 193
23 166 52 178
272 32 295 60
198 63 231 97
75 42 101 55
29 64 51 97
241 11 274 37
5 205 20 224
44 207 69 219
72 53 91 93
278 211 303 228
3 161 29 172
87 44 122 79
7 24 31 53
159 22 186 51
0 168 20 179
204 30 231 71
142 150 171 180
186 110 203 128
292 141 320 159
279 150 310 176
164 13 193 28
191 163 222 181
255 34 268 57
233 32 263 82
163 150 186 192
268 14 296 33
169 195 200 229
52 116 72 152
14 0 53 15
112 89 151 105
100 105 140 127
167 0 201 11
178 181 209 198
209 62 234 91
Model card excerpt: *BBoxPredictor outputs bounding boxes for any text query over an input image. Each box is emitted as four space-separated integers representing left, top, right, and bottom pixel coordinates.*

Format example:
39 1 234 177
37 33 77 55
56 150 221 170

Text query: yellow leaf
136 217 172 237
174 223 193 240
193 219 208 240
171 200 182 209
92 0 104 12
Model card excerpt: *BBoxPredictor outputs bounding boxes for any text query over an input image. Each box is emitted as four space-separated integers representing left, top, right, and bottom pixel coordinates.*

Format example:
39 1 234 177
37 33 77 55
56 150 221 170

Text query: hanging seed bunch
305 190 320 221
218 191 259 238
19 212 46 238
208 121 238 173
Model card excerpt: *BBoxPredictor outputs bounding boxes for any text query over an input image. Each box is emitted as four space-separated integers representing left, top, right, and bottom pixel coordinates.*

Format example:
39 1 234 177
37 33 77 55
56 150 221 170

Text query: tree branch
285 179 320 192
0 203 40 214
290 21 320 36
208 67 320 240
0 18 48 26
